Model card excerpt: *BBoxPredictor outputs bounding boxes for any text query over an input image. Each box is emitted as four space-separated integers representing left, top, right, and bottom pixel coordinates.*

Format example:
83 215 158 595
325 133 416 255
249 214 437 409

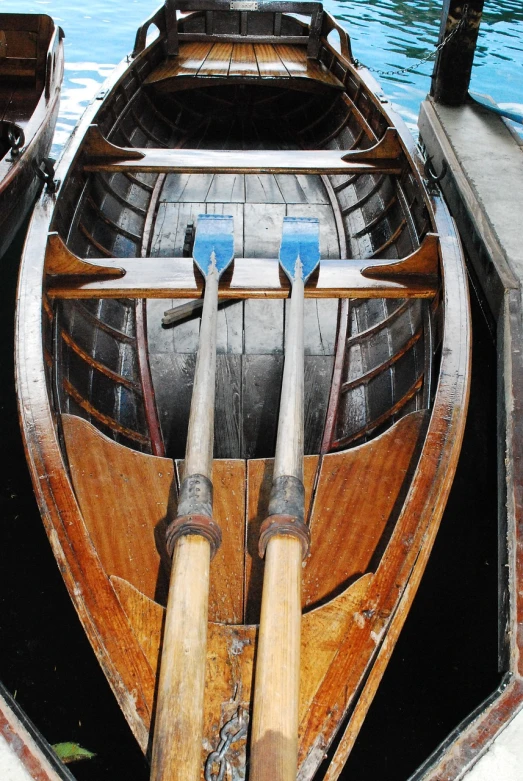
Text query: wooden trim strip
123 172 155 192
136 172 166 458
59 329 143 394
333 174 358 193
321 298 349 454
78 222 114 257
62 378 150 446
129 108 170 149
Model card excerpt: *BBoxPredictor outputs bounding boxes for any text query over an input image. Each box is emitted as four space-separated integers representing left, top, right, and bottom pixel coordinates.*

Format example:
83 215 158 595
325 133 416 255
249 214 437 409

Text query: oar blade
193 214 234 277
279 216 320 284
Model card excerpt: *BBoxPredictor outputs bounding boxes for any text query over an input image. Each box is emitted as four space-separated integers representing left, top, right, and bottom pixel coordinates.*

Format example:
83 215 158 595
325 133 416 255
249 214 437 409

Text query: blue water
0 0 521 149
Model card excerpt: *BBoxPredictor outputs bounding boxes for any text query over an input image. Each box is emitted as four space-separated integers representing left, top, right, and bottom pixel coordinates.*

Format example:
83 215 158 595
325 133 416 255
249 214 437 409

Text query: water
0 2 517 779
0 0 521 149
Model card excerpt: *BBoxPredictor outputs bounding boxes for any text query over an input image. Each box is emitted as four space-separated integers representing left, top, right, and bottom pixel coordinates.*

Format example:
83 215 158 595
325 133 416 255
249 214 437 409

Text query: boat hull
15 4 471 778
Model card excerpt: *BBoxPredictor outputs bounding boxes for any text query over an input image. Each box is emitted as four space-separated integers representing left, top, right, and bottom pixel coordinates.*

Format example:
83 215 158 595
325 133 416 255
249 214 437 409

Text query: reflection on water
0 0 521 146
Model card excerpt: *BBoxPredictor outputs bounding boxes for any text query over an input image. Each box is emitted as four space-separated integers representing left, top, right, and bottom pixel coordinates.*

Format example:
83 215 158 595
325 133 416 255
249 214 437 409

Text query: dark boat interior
51 80 436 462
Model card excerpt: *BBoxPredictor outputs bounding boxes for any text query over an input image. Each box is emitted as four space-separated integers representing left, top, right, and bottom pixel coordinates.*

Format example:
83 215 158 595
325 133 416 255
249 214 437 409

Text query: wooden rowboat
16 2 471 778
0 13 63 258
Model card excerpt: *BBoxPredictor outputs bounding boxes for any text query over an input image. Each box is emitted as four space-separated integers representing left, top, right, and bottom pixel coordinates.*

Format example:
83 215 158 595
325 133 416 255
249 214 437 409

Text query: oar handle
150 535 211 781
249 534 303 781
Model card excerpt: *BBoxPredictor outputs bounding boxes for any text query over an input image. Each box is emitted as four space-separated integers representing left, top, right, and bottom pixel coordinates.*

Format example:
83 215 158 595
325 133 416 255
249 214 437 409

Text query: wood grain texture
177 458 247 624
109 567 374 778
46 232 125 277
62 414 174 602
303 411 426 607
144 40 343 89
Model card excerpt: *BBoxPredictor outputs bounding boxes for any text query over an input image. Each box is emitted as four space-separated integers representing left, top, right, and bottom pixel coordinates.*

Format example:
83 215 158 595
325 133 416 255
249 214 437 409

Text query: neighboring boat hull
0 14 64 258
16 3 471 778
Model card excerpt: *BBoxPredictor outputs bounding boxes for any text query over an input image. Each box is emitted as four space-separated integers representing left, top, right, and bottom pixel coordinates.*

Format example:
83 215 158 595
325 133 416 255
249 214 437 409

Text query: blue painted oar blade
193 214 234 277
279 217 320 284
470 91 523 125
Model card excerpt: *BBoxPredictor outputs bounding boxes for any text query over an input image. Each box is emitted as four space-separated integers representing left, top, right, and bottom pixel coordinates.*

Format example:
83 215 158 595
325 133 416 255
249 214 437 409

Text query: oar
150 214 234 781
249 217 320 780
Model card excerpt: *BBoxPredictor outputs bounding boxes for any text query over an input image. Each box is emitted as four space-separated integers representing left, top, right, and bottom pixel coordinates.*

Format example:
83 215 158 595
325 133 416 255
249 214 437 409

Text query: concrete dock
417 97 523 780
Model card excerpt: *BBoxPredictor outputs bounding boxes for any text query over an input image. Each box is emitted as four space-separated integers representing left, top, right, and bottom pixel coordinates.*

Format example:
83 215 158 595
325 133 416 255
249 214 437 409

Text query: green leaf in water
52 742 96 764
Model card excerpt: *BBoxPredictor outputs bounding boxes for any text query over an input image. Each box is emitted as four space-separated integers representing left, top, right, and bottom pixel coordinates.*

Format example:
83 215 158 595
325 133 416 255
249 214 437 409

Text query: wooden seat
145 41 344 91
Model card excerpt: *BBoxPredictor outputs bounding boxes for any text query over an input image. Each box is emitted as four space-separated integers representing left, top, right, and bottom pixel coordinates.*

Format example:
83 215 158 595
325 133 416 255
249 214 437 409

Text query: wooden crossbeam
45 232 438 299
82 126 404 175
46 260 437 300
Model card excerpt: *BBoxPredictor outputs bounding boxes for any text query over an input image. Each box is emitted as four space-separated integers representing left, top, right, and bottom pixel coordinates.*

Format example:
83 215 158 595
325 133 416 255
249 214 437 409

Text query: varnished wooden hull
0 14 63 258
15 3 471 778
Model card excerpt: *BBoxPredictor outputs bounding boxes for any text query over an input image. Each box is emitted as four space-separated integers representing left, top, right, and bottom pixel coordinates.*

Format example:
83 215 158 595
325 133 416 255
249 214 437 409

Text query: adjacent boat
15 2 471 778
0 680 74 781
0 13 64 258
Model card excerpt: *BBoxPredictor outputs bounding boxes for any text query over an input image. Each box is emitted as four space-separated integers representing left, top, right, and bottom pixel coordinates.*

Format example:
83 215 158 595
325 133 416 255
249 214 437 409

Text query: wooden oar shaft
151 257 220 781
249 535 302 781
274 273 304 482
250 271 307 780
185 260 219 479
150 535 210 781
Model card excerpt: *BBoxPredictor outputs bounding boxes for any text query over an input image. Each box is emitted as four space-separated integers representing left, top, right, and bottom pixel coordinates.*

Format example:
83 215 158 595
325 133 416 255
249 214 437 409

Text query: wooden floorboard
198 42 233 77
228 42 259 76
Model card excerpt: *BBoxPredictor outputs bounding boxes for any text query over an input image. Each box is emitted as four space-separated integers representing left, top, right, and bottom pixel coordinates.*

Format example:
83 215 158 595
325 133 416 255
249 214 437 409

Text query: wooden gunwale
319 78 471 778
15 12 470 778
15 44 159 751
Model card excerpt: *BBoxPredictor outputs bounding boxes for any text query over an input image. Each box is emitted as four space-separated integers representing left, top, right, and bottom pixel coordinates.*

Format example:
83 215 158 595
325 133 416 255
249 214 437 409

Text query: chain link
355 4 469 79
205 709 248 781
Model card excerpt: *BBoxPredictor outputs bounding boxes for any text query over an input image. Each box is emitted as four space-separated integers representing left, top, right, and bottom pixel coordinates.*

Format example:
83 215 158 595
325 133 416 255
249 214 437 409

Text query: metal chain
354 4 469 78
205 709 248 781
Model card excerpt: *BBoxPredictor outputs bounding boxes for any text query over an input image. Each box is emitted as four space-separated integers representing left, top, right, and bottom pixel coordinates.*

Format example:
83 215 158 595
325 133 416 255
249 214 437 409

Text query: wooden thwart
82 126 403 175
46 236 439 300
